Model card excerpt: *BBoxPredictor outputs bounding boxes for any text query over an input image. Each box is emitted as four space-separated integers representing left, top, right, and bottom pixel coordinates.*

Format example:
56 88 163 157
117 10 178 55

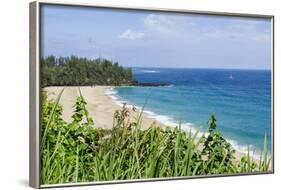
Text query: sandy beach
44 86 162 130
44 86 250 161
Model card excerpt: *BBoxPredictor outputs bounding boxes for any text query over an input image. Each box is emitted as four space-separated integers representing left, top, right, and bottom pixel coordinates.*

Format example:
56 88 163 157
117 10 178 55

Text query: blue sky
41 5 272 70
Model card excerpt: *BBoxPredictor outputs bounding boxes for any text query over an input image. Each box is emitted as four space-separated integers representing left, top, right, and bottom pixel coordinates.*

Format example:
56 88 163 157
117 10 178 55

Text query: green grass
40 89 272 185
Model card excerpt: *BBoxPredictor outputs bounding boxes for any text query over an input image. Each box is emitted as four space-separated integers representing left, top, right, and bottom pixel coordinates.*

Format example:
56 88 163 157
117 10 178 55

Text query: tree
40 56 133 87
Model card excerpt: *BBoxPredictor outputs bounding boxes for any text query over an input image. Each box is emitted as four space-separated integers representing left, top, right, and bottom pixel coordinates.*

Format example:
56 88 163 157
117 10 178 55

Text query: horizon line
128 66 271 71
41 55 271 71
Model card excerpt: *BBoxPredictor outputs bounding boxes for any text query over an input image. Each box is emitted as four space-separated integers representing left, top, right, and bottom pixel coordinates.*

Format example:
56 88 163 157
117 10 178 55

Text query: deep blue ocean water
109 67 272 155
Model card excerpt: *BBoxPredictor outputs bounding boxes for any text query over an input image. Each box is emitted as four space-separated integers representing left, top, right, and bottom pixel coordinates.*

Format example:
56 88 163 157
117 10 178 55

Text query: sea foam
139 70 160 73
104 87 262 159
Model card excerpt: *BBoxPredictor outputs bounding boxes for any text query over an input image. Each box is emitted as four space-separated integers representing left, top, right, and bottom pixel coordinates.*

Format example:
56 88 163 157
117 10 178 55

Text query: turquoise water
107 68 272 156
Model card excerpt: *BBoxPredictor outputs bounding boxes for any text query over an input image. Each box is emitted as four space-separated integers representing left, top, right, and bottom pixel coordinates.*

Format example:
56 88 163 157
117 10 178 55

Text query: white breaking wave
105 88 205 138
104 87 117 96
139 70 160 73
104 88 120 102
226 139 261 159
104 87 262 159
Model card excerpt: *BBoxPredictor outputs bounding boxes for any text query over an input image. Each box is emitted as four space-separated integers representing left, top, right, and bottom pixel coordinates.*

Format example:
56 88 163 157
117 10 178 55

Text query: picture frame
29 1 274 188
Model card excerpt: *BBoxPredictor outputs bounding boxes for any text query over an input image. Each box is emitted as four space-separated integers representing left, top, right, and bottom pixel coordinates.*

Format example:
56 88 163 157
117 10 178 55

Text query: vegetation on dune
41 89 272 185
41 56 133 87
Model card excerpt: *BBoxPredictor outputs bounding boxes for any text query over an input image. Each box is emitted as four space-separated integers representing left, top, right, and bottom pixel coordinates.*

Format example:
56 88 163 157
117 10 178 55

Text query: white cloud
202 19 271 43
143 14 173 27
142 14 185 36
141 14 270 43
119 29 144 40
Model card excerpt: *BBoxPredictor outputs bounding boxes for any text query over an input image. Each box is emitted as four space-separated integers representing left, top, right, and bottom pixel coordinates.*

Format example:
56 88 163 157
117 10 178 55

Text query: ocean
106 67 272 156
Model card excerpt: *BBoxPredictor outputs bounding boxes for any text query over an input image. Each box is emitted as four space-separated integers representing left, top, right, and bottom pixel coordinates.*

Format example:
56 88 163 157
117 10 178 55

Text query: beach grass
40 88 272 185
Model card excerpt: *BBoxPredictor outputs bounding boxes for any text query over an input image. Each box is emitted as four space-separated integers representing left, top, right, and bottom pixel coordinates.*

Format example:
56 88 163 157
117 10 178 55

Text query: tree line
41 56 133 87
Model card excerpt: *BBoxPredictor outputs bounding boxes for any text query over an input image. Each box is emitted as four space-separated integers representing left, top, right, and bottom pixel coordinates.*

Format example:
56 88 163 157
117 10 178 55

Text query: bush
41 89 272 185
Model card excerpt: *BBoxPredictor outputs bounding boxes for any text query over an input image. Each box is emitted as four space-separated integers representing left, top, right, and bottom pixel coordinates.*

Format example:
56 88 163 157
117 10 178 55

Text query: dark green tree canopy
41 56 133 87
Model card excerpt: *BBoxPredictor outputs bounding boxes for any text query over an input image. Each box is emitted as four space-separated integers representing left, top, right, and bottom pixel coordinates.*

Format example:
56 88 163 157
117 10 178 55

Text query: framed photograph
29 1 274 188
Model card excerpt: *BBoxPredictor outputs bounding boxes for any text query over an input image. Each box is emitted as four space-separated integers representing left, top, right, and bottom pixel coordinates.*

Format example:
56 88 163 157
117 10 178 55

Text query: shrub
40 89 272 185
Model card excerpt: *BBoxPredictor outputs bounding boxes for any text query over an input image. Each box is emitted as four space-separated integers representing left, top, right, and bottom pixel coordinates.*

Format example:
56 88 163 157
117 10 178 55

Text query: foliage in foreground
41 89 272 185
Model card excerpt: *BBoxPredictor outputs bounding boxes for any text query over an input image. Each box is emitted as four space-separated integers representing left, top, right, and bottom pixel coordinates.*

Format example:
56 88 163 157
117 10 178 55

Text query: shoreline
44 85 255 162
44 86 162 130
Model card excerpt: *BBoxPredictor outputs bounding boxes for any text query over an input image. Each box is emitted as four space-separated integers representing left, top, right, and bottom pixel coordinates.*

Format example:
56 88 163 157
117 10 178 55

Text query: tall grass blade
41 88 64 152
